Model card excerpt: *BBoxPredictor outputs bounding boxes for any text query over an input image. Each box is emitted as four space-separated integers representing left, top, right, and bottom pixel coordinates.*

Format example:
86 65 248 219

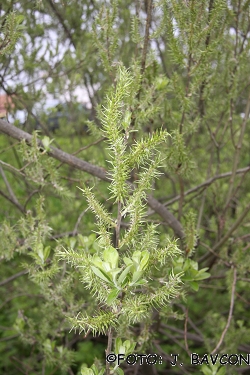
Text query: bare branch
184 308 191 355
204 202 250 265
0 164 25 213
224 92 250 211
46 0 76 48
73 208 89 236
164 166 250 207
0 270 28 287
211 267 237 354
0 119 109 181
0 119 185 239
0 189 25 214
105 327 113 375
141 0 152 76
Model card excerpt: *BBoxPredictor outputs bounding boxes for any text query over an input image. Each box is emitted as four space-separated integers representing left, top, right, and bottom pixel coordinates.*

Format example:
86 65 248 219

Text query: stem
0 119 184 239
224 92 250 212
106 327 113 375
211 267 237 354
140 0 152 76
115 201 122 248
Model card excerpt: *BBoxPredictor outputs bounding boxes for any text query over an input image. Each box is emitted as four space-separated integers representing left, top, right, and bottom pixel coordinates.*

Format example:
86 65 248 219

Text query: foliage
0 1 250 375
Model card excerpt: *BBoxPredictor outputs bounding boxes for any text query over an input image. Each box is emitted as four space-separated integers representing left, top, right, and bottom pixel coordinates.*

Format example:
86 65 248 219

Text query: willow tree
0 1 250 375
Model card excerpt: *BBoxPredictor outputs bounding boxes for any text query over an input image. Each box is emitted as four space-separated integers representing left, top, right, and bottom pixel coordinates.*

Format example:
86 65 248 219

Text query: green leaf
132 250 141 265
43 246 51 261
42 136 52 151
216 367 226 375
108 268 122 285
139 250 149 271
107 288 120 306
91 255 103 269
123 257 133 266
201 365 212 375
81 369 94 375
189 281 199 291
130 270 143 285
37 243 44 263
115 368 124 375
103 246 119 268
115 337 123 354
91 266 112 283
194 271 210 281
117 264 133 286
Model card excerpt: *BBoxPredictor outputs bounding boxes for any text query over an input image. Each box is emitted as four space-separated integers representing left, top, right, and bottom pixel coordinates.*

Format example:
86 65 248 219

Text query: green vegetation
0 1 250 375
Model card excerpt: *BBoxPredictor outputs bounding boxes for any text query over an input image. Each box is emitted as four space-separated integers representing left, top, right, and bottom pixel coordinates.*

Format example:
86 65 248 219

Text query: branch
146 195 184 239
224 92 250 211
164 166 250 207
0 270 28 287
204 202 250 265
0 119 109 181
105 327 113 375
73 208 89 236
141 0 152 76
0 164 25 213
0 120 185 239
211 266 237 354
46 0 76 48
0 189 25 214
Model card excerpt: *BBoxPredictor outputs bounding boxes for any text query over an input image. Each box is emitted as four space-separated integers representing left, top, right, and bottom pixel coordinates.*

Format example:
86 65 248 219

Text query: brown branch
0 119 185 239
50 231 79 240
199 199 250 266
0 164 25 213
184 308 191 355
24 189 41 210
198 0 214 117
0 270 28 287
0 189 25 214
105 327 113 375
153 341 190 375
224 92 250 212
73 208 89 236
46 0 76 48
140 0 152 76
207 202 250 264
72 137 105 155
211 266 237 354
0 119 109 181
164 166 250 207
0 159 25 176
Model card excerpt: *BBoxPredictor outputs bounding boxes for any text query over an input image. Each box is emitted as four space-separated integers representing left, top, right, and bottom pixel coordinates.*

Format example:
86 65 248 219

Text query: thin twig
205 203 250 264
72 137 105 155
0 189 25 214
224 92 250 212
184 308 191 355
0 334 19 342
0 159 25 176
73 208 89 235
115 201 122 248
0 270 28 287
24 189 41 210
211 266 237 354
105 327 113 375
0 164 25 213
153 341 190 375
140 0 152 76
46 0 76 48
165 166 250 207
